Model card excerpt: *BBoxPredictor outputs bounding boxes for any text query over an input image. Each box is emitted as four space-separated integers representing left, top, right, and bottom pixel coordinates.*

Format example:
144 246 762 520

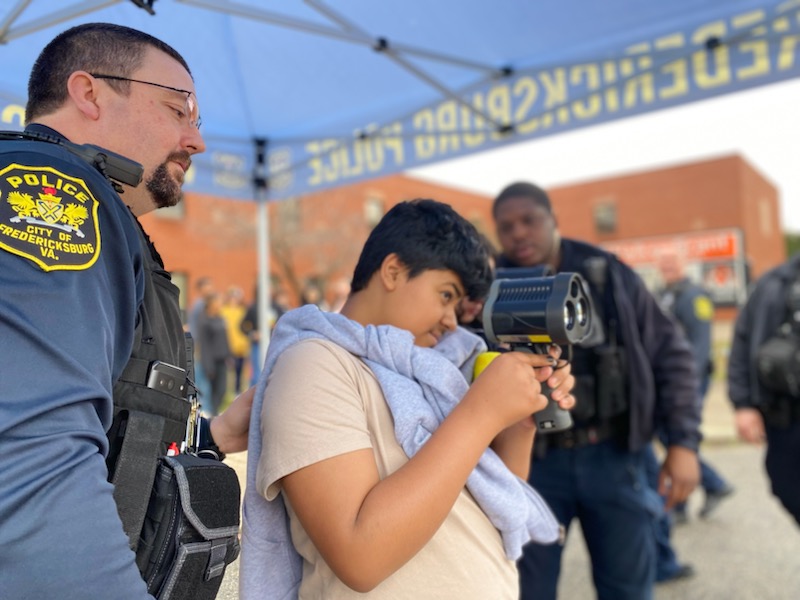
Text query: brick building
140 153 783 319
545 154 784 311
139 174 496 318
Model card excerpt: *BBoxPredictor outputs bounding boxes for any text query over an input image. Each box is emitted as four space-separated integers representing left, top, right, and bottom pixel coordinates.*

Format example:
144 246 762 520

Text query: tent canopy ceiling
0 0 799 201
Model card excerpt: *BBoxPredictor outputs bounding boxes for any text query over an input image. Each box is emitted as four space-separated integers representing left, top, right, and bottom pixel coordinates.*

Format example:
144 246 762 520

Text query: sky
410 77 800 233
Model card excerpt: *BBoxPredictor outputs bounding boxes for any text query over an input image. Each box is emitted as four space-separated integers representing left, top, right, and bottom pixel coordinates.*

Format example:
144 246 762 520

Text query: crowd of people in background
186 275 351 416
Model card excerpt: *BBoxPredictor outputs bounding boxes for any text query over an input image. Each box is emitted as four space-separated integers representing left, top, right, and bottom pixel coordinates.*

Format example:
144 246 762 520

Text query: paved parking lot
559 442 800 600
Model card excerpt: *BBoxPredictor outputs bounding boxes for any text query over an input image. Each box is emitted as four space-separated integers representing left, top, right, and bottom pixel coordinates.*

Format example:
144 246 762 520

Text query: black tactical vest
106 220 193 550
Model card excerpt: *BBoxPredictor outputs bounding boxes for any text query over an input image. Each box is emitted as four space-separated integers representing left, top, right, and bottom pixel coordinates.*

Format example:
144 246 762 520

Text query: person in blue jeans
492 182 701 600
638 251 735 584
188 276 215 402
728 253 800 526
657 250 734 524
643 443 695 583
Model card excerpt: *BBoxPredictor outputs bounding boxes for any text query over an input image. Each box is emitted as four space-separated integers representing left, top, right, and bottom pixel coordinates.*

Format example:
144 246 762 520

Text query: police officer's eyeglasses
90 73 202 130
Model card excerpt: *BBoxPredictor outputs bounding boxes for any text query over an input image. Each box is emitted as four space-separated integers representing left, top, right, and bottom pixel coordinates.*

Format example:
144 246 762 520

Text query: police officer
492 182 701 600
0 24 252 599
657 250 733 523
728 252 800 525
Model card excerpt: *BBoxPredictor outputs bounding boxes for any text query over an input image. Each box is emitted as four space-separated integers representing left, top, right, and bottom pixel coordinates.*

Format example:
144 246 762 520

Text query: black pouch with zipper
135 453 241 600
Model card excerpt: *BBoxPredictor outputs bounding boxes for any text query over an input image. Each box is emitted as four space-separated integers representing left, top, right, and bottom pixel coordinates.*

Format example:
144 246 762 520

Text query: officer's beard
147 151 191 209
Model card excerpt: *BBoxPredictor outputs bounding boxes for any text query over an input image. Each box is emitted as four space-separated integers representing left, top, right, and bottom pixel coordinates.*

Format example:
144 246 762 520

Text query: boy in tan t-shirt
242 199 575 599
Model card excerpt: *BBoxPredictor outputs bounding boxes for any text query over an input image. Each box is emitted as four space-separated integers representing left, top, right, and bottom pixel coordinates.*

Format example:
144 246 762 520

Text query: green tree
786 232 800 258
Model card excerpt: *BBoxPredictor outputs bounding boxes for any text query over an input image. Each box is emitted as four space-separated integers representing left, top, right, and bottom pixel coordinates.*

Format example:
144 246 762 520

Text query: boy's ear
379 253 405 291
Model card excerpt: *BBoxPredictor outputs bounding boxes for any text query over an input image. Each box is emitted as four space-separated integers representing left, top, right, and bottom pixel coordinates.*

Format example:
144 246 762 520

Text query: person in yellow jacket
221 285 251 394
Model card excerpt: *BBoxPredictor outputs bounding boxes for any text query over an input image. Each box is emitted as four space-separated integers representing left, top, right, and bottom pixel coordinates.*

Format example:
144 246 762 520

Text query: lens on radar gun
479 269 594 433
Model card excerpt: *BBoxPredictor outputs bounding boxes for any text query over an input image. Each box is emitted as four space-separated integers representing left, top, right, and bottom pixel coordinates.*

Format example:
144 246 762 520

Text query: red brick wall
138 154 784 316
139 193 258 311
139 176 494 312
737 158 785 278
266 175 495 306
547 154 784 279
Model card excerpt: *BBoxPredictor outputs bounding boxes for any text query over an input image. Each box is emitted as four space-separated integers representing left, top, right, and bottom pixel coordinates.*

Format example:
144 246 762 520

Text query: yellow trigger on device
473 351 501 380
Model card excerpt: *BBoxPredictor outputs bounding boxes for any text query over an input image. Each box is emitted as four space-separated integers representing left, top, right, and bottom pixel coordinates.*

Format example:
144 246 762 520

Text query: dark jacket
658 277 713 385
498 238 702 451
199 314 231 374
728 253 800 410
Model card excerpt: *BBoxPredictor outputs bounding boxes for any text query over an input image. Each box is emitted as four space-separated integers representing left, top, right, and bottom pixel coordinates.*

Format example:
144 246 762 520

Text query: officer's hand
735 407 766 444
659 445 700 510
210 386 255 454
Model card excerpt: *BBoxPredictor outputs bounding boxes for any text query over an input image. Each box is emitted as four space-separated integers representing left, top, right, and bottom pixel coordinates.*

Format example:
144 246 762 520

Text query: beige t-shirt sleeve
253 338 518 599
256 338 374 501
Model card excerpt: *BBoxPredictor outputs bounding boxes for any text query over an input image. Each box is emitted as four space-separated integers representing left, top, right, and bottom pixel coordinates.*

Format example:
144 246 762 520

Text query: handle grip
473 350 574 434
534 382 574 433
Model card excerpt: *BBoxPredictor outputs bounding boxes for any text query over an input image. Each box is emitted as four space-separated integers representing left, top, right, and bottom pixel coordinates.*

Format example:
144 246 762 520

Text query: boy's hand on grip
467 351 559 432
539 345 576 411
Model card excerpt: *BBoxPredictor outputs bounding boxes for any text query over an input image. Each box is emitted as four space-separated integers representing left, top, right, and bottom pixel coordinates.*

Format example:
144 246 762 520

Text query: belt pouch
595 346 628 419
136 453 241 600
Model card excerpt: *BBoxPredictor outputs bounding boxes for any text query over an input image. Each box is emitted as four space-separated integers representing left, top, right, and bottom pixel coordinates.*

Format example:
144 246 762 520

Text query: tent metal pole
256 199 270 369
0 0 33 41
305 0 511 131
254 139 271 372
0 0 123 43
177 0 500 74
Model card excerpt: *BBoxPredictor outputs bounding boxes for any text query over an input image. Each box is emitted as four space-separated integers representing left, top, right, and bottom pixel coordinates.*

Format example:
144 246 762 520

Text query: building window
593 201 617 234
364 195 385 228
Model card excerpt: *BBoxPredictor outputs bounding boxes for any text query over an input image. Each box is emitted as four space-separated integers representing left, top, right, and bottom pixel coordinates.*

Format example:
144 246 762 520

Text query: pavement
216 378 800 599
558 441 800 600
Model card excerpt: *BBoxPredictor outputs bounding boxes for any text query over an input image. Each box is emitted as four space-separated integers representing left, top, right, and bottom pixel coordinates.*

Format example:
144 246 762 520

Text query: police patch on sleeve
0 163 101 271
693 295 714 321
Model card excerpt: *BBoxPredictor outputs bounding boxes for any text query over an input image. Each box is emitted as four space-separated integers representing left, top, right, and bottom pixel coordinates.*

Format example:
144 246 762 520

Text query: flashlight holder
482 271 593 433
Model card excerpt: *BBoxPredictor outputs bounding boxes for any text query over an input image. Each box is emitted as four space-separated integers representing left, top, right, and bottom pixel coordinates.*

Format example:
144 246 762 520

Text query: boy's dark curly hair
351 199 493 302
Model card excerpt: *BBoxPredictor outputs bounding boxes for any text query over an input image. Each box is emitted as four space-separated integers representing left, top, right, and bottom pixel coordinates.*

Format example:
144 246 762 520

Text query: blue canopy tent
1 0 800 351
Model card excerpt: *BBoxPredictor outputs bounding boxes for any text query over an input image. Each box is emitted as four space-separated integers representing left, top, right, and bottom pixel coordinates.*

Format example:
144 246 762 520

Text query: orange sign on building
602 228 746 306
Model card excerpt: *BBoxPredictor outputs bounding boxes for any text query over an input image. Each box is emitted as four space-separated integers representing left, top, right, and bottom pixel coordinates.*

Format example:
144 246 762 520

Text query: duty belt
545 418 626 450
763 396 800 429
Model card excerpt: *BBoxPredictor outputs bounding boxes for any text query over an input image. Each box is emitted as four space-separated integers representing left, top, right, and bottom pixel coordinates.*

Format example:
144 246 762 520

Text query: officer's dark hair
26 22 191 123
350 199 493 302
492 181 553 217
